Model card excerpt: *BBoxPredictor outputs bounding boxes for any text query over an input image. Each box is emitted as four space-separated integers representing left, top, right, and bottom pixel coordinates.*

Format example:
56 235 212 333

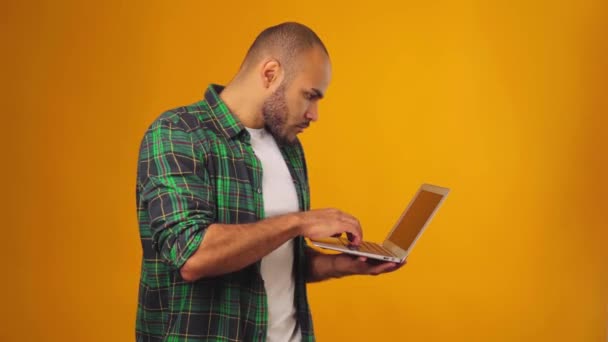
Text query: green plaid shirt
136 84 314 341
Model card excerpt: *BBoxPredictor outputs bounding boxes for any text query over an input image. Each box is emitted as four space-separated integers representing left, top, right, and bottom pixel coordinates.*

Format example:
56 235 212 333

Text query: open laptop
310 183 450 263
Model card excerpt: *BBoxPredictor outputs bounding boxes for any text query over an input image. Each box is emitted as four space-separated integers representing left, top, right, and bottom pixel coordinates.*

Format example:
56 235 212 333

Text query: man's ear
260 59 282 88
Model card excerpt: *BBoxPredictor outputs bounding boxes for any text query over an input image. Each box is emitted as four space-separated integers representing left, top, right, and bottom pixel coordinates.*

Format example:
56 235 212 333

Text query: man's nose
305 102 319 122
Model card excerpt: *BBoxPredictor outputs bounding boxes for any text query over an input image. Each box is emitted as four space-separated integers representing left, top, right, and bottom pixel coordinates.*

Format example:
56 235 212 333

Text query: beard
262 84 296 146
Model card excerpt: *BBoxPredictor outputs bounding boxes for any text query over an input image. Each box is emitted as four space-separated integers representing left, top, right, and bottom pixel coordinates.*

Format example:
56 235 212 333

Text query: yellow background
4 0 607 341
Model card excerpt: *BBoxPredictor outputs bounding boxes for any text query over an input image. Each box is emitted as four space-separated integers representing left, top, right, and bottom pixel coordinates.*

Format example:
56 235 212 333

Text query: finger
357 256 367 262
346 228 362 245
338 212 363 244
369 262 398 275
344 232 360 245
393 262 406 271
394 259 407 270
345 214 362 232
346 232 358 245
338 211 359 225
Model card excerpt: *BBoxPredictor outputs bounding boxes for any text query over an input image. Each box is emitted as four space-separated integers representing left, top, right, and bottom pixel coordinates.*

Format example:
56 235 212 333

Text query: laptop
310 183 450 263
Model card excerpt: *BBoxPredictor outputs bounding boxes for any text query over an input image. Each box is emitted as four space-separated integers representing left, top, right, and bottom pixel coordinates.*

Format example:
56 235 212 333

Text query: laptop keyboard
338 237 394 256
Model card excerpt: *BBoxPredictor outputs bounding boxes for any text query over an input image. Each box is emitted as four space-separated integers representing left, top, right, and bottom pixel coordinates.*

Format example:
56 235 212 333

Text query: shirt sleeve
138 116 215 270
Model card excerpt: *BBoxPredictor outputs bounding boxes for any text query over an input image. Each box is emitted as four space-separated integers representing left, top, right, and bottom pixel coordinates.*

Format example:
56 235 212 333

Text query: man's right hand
295 208 363 245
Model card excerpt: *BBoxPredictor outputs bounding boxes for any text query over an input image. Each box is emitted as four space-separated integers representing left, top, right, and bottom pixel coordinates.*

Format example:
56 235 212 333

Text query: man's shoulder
137 99 225 158
152 99 214 134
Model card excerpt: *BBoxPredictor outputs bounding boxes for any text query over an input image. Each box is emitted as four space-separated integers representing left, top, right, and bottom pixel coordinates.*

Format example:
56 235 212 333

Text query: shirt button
258 330 264 337
257 188 262 194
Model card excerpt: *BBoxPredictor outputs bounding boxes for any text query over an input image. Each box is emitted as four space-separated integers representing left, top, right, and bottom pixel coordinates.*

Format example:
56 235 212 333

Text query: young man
136 22 403 342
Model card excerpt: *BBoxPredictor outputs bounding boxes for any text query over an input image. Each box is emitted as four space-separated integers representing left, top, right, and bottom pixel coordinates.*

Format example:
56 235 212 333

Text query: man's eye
305 93 316 100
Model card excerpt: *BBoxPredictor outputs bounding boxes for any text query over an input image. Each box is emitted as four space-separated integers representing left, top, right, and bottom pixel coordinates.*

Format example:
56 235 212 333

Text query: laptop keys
339 238 393 256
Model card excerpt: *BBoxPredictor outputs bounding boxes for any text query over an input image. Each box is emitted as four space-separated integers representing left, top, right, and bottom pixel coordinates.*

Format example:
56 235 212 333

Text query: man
136 22 403 342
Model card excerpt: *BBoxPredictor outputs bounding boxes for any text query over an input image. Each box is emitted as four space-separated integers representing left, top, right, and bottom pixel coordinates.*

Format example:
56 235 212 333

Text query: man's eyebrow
311 88 324 99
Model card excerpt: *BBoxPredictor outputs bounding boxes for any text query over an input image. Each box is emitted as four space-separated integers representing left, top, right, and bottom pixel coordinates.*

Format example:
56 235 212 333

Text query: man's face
262 47 331 145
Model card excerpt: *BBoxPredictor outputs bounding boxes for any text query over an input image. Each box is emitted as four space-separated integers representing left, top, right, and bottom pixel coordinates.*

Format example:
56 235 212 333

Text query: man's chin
282 134 299 146
283 132 301 145
266 129 298 146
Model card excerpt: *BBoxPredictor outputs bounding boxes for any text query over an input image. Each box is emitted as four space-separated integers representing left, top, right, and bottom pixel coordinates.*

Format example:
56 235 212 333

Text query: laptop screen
388 190 445 251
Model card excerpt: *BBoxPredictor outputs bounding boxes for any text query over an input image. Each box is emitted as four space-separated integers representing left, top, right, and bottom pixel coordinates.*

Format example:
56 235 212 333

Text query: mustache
297 121 311 128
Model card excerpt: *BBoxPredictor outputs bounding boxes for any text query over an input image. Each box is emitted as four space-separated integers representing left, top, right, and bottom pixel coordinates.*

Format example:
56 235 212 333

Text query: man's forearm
180 214 301 281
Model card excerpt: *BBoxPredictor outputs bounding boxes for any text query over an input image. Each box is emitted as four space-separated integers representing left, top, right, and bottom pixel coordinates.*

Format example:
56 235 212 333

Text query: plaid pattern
136 84 314 341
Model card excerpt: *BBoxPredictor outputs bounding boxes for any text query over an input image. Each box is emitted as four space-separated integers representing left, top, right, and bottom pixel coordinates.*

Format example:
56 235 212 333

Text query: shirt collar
203 84 246 140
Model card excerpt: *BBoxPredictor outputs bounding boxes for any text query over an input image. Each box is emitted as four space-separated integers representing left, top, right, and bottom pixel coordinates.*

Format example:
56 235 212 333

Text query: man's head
238 22 332 145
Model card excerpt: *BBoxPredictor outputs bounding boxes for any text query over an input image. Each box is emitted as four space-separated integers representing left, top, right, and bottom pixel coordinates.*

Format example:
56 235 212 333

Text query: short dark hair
241 22 329 81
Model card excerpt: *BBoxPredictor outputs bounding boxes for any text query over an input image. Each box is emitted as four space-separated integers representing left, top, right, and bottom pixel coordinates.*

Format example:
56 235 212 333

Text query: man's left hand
333 254 406 277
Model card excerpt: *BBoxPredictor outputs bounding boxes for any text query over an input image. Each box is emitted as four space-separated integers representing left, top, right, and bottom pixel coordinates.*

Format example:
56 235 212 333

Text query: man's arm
180 209 363 282
305 248 405 282
179 215 299 281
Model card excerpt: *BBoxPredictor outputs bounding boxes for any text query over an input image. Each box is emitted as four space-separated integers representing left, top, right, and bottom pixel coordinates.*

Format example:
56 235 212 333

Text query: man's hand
333 254 406 277
297 208 363 245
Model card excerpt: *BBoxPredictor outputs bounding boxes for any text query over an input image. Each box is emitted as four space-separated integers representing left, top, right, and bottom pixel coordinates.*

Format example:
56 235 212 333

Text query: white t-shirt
246 127 301 342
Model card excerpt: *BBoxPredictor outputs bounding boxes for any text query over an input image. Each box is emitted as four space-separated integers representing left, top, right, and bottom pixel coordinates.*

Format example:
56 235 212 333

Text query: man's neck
219 80 265 129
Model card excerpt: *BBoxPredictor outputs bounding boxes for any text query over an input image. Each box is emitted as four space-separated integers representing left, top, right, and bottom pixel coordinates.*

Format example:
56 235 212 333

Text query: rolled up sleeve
138 117 215 269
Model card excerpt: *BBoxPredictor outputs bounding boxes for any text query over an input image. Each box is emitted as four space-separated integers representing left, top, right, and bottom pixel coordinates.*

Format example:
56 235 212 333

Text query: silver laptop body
310 183 450 263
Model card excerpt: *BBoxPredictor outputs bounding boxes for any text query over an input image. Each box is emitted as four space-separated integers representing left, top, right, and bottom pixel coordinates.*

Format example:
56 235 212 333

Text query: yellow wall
4 0 606 341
